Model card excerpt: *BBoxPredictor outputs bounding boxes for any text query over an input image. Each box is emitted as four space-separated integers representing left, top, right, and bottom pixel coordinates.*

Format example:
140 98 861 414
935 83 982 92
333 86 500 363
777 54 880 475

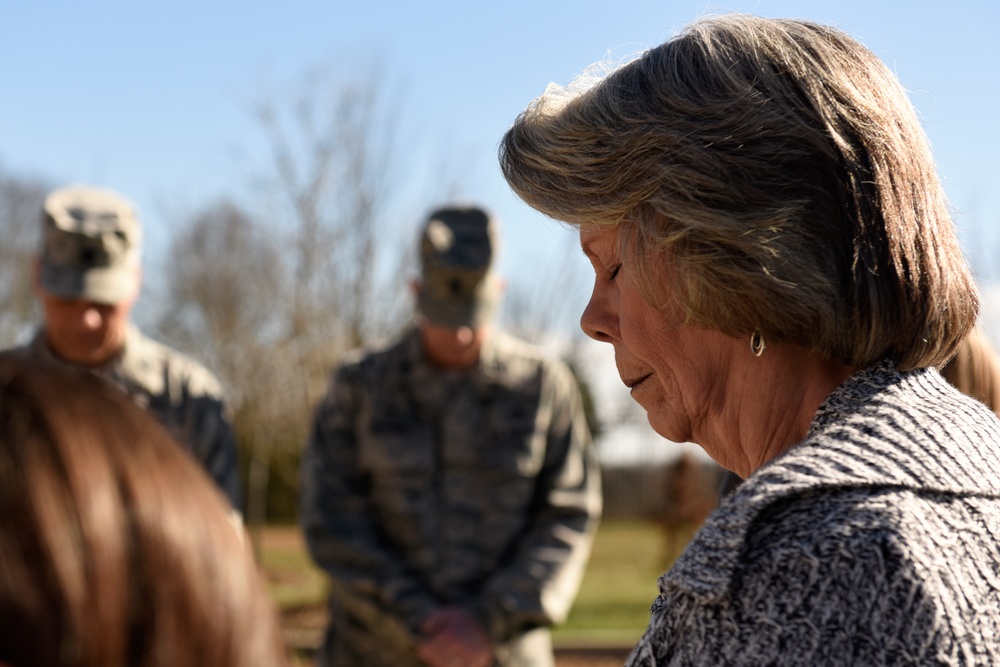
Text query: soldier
11 184 241 509
301 205 602 667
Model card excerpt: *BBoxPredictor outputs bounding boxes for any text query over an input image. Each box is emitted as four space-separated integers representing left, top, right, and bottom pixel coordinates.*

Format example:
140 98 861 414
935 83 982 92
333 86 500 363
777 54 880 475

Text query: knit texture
626 361 1000 666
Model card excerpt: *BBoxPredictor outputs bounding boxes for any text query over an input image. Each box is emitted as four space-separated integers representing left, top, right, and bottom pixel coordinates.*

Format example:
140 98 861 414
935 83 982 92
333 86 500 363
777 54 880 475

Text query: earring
750 329 766 357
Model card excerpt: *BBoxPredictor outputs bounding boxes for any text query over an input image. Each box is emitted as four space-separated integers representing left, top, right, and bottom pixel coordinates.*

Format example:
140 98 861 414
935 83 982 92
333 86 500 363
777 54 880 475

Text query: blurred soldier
10 185 241 509
301 205 602 667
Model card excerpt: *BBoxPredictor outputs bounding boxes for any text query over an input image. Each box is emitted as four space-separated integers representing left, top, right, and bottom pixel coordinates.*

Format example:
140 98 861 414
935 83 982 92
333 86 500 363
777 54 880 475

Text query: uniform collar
30 323 163 394
110 324 164 394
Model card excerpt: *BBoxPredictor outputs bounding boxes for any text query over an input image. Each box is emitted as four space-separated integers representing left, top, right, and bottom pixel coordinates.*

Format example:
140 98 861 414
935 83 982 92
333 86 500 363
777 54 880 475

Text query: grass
553 520 672 645
258 519 681 646
255 528 328 610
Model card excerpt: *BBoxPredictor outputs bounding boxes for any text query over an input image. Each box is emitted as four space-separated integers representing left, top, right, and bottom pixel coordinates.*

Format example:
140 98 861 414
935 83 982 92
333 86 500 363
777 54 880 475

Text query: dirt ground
280 605 632 666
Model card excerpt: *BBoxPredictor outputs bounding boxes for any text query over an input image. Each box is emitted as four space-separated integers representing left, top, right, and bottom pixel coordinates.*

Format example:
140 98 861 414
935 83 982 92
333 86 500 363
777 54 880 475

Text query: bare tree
154 63 610 526
155 199 285 407
249 64 414 410
501 233 589 347
154 197 308 532
0 170 49 347
153 65 424 528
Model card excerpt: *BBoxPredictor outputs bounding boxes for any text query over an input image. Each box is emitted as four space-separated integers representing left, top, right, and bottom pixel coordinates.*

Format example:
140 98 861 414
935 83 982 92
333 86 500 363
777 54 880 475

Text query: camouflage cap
38 185 142 305
417 205 500 328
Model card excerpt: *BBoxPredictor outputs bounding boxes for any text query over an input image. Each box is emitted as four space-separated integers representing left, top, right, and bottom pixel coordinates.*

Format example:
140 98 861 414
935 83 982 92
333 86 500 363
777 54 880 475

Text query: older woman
500 14 1000 666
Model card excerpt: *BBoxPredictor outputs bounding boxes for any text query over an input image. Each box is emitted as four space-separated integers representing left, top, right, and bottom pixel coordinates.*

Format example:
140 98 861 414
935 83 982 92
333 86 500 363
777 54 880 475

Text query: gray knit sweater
626 361 1000 666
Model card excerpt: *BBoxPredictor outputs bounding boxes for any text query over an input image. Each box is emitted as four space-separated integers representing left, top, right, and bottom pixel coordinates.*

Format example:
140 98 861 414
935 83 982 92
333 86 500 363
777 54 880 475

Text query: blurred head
34 281 138 367
941 326 1000 415
500 14 977 372
0 353 289 667
414 205 502 368
34 185 143 367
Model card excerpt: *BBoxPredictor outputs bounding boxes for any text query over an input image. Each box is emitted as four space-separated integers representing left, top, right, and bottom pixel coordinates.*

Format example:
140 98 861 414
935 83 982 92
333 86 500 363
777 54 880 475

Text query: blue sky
3 2 998 289
3 1 998 458
3 1 998 268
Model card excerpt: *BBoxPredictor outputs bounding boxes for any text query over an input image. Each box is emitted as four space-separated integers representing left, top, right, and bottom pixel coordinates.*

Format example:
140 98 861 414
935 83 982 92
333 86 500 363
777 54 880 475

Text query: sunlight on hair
530 48 646 116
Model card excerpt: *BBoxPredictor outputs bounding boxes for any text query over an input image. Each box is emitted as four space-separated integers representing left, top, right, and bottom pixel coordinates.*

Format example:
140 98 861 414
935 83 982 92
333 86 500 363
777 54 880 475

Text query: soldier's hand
417 606 494 667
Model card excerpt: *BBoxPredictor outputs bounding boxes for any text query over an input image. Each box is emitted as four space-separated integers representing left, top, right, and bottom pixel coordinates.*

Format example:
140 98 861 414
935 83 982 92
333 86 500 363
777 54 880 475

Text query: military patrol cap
38 185 142 305
417 205 500 328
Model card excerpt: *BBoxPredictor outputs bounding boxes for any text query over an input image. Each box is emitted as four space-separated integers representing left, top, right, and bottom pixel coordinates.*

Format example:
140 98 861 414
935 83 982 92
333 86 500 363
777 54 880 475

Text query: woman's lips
624 372 652 391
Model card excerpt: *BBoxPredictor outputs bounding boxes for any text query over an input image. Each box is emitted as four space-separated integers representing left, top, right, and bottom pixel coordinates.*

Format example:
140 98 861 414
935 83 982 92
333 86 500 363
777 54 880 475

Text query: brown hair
500 14 977 370
0 353 290 667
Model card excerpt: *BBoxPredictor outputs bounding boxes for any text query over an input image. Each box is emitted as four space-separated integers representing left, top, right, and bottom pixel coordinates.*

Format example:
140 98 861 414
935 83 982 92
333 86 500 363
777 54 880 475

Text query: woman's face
579 224 745 451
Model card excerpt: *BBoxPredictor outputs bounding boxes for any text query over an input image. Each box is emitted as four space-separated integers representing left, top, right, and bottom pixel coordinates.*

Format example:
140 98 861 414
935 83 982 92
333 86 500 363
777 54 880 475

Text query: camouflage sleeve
180 388 242 510
300 361 440 633
472 360 602 641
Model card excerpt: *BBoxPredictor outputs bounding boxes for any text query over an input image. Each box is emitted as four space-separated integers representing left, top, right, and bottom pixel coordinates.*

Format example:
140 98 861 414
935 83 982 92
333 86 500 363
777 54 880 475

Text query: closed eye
609 264 621 281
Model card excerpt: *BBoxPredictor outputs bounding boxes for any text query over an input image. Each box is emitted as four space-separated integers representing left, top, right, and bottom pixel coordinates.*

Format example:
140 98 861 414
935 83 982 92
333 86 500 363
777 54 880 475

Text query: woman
942 325 1000 416
500 15 1000 666
0 353 290 667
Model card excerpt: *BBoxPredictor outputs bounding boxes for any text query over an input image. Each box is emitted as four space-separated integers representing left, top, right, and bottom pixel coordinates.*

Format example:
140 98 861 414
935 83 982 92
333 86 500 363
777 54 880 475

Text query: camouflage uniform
20 324 241 508
301 326 602 667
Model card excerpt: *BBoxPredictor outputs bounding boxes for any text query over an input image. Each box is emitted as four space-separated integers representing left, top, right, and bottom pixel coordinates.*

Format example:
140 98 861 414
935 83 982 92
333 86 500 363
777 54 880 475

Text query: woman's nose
580 284 618 344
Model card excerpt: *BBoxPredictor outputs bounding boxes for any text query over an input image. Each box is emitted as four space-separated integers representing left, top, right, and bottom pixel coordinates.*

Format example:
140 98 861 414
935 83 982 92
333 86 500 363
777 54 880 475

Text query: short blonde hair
500 14 977 370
